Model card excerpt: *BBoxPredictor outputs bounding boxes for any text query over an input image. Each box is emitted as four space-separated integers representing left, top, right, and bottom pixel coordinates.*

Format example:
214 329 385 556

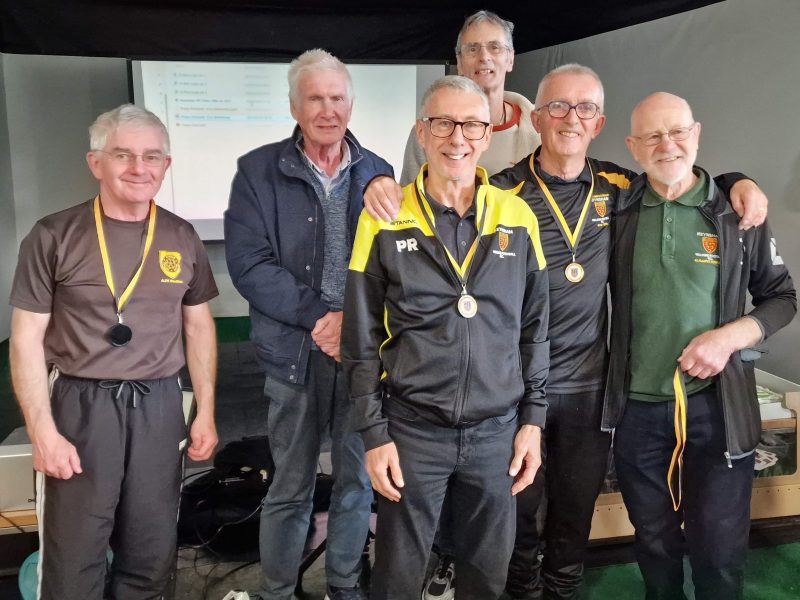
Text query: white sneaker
422 555 455 600
221 592 251 600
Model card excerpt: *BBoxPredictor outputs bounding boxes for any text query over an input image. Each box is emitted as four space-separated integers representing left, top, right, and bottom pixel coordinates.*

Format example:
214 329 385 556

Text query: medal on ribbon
93 196 157 347
531 158 595 284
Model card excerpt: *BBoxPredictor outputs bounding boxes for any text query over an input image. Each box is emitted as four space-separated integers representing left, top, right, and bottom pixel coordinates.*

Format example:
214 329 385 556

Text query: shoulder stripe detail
508 181 525 196
597 171 632 189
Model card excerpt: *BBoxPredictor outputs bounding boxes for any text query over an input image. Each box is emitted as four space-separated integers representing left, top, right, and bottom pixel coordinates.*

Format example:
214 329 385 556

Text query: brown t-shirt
10 199 219 379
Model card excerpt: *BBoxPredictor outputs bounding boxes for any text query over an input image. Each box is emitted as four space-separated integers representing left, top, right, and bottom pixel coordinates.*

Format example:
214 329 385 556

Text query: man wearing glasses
394 10 540 190
342 75 550 600
9 104 219 599
604 92 795 599
362 63 769 599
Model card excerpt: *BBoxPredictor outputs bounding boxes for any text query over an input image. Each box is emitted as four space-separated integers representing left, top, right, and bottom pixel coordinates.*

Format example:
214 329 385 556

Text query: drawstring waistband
99 380 152 408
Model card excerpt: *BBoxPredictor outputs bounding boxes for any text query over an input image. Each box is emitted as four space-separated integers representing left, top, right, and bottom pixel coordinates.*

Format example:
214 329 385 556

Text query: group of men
9 8 795 600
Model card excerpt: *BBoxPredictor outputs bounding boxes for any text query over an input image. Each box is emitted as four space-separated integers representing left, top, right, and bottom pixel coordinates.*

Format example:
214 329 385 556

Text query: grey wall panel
0 56 17 341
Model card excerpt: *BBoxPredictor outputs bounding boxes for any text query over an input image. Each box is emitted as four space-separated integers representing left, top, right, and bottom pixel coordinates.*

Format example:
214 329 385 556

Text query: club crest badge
499 232 509 252
701 236 718 254
159 251 182 279
594 199 607 218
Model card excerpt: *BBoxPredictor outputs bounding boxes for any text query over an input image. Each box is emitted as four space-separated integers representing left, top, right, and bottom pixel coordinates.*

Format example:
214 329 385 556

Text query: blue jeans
258 351 372 599
614 387 755 600
371 401 519 600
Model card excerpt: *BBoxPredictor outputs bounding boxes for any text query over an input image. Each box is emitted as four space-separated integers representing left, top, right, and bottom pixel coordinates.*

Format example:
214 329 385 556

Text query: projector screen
130 60 446 239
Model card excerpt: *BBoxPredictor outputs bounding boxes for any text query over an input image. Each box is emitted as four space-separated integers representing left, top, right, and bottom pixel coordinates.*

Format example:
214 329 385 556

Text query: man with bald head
603 92 796 599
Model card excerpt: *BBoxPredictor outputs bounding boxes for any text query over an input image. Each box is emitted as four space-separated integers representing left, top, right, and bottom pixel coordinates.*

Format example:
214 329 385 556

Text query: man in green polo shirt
603 92 796 599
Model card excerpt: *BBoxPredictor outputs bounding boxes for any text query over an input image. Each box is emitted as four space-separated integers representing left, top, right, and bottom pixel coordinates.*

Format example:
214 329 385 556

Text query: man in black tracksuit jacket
342 75 550 600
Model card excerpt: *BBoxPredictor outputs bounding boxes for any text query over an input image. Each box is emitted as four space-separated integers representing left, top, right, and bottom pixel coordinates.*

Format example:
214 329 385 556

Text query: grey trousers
39 373 186 600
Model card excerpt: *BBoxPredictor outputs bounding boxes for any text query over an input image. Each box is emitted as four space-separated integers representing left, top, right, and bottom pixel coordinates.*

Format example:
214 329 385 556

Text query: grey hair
419 75 490 118
455 10 515 55
89 104 170 153
535 63 605 112
287 49 354 106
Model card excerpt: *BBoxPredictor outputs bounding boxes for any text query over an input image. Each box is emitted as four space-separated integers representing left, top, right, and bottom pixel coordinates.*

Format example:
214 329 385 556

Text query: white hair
89 104 169 153
287 49 353 105
419 75 490 118
535 63 605 112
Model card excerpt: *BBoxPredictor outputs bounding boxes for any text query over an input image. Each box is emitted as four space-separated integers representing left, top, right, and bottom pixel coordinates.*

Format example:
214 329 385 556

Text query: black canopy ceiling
1 1 723 62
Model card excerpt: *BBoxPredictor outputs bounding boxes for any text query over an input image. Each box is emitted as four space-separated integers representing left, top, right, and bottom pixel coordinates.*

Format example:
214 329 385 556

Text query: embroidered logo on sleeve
159 251 185 283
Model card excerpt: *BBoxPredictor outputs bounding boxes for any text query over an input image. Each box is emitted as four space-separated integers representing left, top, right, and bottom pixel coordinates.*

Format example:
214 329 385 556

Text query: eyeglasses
459 42 510 57
95 150 168 167
422 117 490 140
538 101 600 120
630 124 696 146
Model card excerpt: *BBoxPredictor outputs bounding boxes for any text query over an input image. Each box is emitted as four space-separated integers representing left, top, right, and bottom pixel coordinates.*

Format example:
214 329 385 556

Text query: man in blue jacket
224 49 393 600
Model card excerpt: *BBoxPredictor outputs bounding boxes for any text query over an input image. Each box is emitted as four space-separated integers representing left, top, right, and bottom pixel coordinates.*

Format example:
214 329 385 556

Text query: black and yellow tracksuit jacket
342 167 550 450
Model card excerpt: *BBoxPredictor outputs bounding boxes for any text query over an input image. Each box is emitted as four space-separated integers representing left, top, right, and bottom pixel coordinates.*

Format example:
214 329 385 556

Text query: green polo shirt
628 170 719 401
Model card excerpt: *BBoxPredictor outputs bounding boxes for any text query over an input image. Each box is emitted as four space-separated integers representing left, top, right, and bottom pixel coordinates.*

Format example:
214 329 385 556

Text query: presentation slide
131 60 445 239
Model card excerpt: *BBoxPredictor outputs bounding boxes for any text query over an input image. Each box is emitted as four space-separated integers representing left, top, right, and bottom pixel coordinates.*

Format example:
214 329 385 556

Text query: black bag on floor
177 436 333 559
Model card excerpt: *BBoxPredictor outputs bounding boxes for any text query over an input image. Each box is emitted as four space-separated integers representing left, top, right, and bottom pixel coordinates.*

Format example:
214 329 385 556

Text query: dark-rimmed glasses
422 117 490 140
538 101 600 120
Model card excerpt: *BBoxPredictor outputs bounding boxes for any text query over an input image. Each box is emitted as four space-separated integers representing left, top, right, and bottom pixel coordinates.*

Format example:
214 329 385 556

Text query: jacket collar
278 124 365 177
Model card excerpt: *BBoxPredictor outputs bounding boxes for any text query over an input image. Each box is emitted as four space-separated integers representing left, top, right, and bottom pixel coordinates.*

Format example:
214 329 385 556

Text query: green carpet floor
583 541 800 598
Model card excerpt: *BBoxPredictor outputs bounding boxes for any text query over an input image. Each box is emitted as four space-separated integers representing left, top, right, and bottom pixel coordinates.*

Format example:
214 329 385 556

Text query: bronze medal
457 294 478 318
565 261 585 283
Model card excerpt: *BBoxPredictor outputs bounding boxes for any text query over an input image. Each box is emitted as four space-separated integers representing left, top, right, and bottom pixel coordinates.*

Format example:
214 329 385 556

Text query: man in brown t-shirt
9 104 219 600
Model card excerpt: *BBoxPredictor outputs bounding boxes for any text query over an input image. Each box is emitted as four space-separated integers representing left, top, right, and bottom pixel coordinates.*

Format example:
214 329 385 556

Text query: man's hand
678 317 763 379
31 425 82 480
188 411 219 461
312 311 343 361
366 442 404 502
730 179 768 231
509 424 542 496
364 176 403 222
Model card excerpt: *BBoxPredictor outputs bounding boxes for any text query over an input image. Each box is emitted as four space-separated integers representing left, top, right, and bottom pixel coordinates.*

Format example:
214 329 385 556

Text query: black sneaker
422 555 455 600
324 584 367 600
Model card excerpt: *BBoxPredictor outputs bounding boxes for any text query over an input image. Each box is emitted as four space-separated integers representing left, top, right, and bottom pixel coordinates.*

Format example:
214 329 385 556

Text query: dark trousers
508 390 611 599
259 351 372 599
614 388 755 600
371 402 518 600
40 374 187 600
